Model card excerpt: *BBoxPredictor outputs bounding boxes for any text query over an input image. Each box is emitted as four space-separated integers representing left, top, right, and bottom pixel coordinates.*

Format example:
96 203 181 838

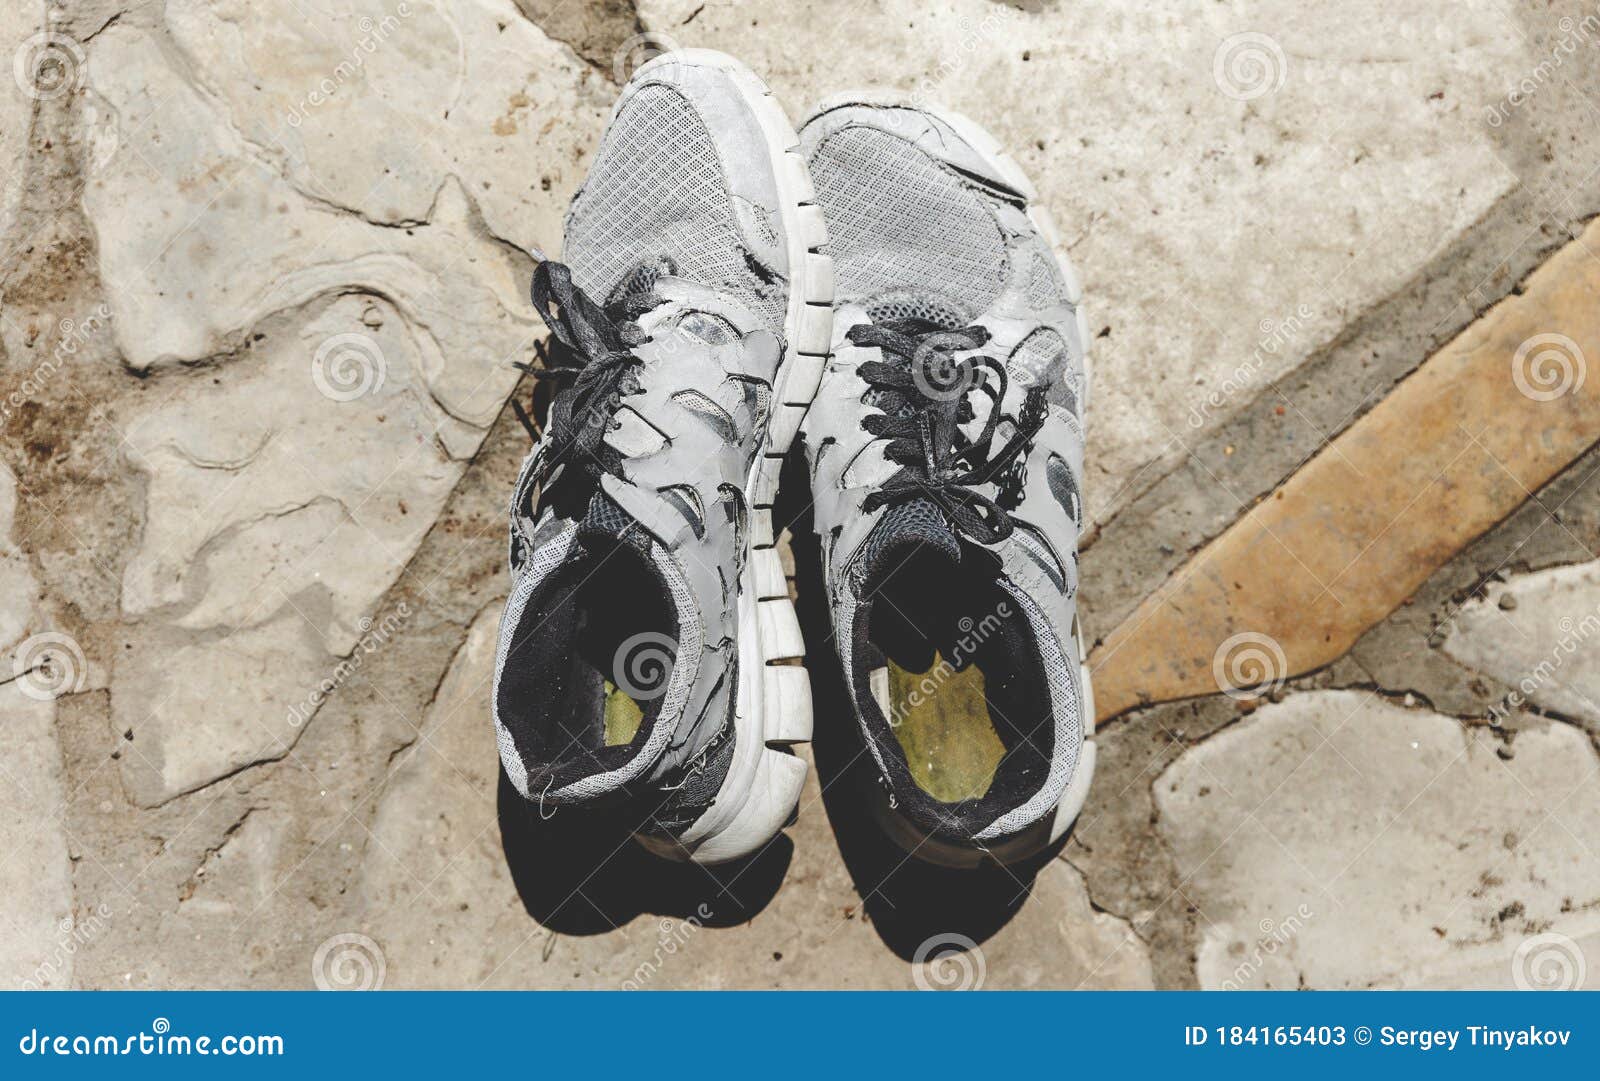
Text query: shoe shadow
776 449 1061 962
497 773 792 934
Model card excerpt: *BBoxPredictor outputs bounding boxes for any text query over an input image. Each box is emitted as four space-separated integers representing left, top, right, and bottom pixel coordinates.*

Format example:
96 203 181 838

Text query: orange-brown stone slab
1090 219 1600 722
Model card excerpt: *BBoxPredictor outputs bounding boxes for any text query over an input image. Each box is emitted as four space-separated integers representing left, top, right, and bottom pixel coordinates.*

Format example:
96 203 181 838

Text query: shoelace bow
848 317 1047 544
514 260 663 483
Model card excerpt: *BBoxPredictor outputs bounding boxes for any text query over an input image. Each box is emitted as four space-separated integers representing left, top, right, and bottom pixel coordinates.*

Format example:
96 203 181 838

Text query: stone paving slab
0 0 43 236
1443 559 1600 731
0 0 1598 991
1155 690 1600 990
637 0 1529 525
1093 217 1600 721
359 603 1154 989
0 463 73 990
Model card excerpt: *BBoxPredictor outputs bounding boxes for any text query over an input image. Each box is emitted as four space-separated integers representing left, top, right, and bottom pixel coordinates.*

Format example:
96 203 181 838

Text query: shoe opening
851 543 1057 839
496 533 680 797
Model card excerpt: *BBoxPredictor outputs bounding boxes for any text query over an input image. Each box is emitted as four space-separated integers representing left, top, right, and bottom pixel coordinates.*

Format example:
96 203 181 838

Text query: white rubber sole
809 91 1097 868
631 50 831 866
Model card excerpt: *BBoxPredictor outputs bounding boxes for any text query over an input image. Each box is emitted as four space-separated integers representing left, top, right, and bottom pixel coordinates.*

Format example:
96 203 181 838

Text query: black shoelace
848 317 1047 544
513 260 661 484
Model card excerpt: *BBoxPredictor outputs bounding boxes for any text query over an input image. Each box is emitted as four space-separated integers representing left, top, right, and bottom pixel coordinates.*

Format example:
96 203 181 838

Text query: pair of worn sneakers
492 51 1093 870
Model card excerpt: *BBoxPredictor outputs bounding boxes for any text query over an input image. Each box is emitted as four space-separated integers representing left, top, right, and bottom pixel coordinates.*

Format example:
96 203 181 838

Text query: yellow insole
887 652 1004 802
603 680 644 746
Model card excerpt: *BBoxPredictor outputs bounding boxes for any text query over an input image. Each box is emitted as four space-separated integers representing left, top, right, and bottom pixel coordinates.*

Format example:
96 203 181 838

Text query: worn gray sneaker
493 51 832 865
798 95 1094 868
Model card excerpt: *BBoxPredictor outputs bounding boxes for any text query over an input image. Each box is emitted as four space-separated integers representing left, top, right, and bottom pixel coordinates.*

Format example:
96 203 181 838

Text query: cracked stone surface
0 0 43 236
2 0 1598 991
361 604 1154 988
77 5 604 804
1444 560 1600 731
510 0 642 73
111 294 471 804
159 0 610 252
1155 690 1600 989
1092 216 1600 721
0 463 74 989
638 0 1527 525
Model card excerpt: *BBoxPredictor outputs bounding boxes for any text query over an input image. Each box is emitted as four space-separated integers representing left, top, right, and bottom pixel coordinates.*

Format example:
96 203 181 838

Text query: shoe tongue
857 497 961 590
865 293 969 330
607 257 676 310
614 258 742 347
578 490 649 551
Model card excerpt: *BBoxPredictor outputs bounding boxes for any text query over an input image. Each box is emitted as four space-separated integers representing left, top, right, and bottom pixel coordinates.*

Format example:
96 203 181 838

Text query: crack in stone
179 805 259 902
509 0 644 79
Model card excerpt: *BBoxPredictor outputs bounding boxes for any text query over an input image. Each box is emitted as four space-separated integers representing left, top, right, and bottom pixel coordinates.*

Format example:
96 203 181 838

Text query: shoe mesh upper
851 497 961 583
864 292 967 330
1009 327 1066 386
1024 249 1066 311
563 83 786 333
809 125 1008 316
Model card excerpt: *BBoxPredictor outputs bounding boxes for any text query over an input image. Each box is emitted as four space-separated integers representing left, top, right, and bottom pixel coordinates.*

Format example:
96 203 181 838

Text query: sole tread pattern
629 49 830 865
